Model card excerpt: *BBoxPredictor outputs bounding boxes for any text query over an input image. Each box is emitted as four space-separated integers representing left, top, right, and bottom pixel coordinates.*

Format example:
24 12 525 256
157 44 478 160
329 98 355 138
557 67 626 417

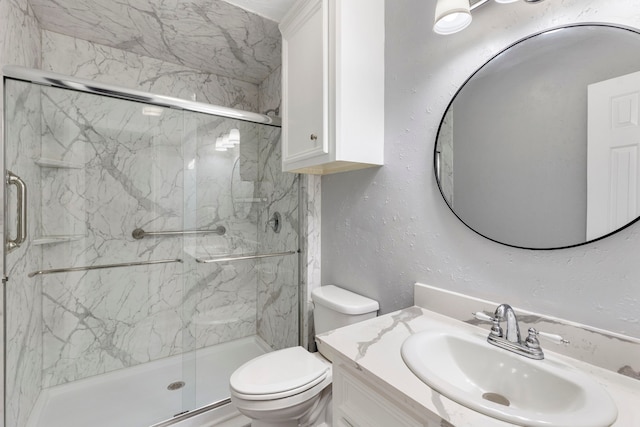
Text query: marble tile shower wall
35 29 279 386
185 115 261 352
38 95 267 388
42 30 260 112
256 126 299 350
1 10 298 425
255 67 300 351
1 0 43 425
39 87 192 387
4 79 43 427
30 0 281 85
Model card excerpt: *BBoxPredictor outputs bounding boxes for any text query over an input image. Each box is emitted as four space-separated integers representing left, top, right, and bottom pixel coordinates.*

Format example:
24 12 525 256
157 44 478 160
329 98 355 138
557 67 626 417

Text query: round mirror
435 24 640 249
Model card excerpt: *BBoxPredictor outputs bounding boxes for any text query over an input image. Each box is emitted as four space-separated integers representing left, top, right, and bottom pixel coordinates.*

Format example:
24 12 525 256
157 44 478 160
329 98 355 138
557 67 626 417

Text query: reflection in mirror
435 24 640 249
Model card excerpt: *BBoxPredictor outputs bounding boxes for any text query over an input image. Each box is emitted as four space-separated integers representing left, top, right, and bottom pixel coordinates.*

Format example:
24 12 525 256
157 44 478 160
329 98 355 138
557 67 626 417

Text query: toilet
229 285 379 427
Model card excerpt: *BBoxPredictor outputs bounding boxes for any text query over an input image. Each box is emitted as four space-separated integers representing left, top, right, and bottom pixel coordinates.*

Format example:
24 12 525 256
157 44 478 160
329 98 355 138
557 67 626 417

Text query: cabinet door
282 0 328 165
334 363 441 427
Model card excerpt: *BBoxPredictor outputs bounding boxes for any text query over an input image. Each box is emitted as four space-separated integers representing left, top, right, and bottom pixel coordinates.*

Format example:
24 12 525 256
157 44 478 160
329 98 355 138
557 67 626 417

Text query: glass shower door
183 110 300 410
4 69 299 427
4 77 44 427
3 78 196 427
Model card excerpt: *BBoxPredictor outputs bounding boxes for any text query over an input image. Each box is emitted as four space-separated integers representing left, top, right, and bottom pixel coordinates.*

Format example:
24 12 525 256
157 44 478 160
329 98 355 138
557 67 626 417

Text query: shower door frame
2 65 300 427
2 66 281 126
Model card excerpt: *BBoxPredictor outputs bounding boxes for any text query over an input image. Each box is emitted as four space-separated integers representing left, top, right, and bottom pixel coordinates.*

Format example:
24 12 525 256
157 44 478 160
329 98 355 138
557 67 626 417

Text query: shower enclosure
3 66 300 427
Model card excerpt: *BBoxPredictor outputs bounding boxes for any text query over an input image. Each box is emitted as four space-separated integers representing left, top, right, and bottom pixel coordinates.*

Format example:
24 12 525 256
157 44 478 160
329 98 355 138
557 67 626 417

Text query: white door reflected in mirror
587 71 640 241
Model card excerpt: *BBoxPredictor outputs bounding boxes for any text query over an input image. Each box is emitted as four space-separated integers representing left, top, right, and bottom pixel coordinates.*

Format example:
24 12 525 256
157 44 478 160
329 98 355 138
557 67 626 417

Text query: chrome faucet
494 303 521 344
474 303 569 360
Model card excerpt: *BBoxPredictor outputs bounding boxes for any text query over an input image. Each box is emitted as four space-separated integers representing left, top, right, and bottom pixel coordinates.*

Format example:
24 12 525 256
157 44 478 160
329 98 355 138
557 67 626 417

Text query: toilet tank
311 285 379 334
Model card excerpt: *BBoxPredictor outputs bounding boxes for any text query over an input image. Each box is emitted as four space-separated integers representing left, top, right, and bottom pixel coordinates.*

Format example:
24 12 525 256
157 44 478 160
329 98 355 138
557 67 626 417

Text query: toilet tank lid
311 285 379 315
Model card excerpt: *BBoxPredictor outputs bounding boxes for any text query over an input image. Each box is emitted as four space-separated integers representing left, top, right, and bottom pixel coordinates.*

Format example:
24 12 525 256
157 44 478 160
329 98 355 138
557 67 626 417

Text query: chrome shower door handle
6 171 27 253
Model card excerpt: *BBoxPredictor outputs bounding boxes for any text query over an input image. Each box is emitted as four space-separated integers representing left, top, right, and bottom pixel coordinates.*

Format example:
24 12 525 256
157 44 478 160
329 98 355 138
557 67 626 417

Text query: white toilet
229 285 379 427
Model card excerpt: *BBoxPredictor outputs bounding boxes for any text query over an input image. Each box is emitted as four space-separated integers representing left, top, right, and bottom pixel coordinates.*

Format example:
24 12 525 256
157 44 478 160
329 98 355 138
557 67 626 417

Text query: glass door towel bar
131 226 227 239
27 258 184 278
28 250 299 277
196 250 299 264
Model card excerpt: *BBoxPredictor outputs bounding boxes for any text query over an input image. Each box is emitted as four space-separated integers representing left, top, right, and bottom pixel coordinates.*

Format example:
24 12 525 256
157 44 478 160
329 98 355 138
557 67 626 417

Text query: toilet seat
230 346 330 401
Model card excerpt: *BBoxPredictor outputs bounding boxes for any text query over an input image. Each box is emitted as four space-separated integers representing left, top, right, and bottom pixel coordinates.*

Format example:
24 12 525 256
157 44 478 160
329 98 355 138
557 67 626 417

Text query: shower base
27 336 269 427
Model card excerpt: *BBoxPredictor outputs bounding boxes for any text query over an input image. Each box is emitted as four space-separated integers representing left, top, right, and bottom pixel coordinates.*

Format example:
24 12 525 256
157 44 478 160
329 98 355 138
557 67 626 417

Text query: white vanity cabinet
279 0 384 175
333 361 443 427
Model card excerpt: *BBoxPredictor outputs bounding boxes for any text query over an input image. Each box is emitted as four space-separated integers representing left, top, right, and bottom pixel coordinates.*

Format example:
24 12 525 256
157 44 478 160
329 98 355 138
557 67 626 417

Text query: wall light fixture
433 0 473 35
434 0 543 35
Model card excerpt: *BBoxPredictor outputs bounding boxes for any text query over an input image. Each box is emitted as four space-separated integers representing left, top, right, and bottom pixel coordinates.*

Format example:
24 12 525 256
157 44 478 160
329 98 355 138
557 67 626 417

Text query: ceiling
28 0 292 84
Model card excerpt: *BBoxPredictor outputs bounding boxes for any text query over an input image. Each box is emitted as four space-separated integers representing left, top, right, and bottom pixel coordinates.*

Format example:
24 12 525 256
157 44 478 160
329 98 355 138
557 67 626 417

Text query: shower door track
149 398 231 427
3 65 281 126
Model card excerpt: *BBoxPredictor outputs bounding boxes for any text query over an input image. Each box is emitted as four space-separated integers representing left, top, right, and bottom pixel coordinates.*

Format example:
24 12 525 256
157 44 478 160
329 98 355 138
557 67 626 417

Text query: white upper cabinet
279 0 384 175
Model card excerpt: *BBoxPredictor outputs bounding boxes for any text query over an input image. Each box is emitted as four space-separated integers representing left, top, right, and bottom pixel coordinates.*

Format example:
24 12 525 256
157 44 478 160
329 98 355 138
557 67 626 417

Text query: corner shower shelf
35 158 84 169
191 304 254 326
33 235 86 245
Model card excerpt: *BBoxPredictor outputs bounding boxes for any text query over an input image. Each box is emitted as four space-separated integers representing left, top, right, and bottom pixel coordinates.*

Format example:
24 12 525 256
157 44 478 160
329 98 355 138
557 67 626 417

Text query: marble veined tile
259 66 281 117
4 79 44 427
37 86 264 386
300 173 321 350
31 0 281 84
256 125 299 350
1 1 42 425
42 31 259 112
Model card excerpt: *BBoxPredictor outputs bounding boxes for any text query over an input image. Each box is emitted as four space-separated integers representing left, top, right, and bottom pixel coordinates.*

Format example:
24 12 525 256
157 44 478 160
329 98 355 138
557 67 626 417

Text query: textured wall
322 0 640 339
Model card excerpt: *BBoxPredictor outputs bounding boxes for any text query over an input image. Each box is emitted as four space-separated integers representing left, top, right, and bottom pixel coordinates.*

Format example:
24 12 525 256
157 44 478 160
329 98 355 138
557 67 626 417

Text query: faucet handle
527 328 570 346
525 328 541 350
472 311 494 322
473 312 503 338
537 330 570 345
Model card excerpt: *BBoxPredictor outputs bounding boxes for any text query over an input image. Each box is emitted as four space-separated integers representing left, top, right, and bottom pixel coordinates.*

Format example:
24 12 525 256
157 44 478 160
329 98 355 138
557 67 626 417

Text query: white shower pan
26 336 268 427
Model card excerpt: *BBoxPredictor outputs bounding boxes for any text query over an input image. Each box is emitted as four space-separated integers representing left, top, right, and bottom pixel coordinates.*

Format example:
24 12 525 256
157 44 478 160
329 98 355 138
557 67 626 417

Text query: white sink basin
401 329 617 427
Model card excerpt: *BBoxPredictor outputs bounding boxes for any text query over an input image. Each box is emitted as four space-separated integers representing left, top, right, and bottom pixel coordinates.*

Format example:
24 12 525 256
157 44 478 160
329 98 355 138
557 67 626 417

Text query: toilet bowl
229 285 379 427
230 347 332 427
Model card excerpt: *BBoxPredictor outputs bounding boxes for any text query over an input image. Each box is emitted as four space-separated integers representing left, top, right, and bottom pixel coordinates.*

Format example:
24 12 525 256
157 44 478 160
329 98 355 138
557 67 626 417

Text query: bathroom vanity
316 288 640 426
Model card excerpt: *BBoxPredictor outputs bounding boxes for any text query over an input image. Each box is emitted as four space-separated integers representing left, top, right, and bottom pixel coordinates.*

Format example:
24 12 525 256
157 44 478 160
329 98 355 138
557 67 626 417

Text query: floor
27 336 268 427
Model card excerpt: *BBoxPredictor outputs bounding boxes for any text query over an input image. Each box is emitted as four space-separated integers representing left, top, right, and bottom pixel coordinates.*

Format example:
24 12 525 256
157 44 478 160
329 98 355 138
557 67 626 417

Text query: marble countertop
316 306 640 427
